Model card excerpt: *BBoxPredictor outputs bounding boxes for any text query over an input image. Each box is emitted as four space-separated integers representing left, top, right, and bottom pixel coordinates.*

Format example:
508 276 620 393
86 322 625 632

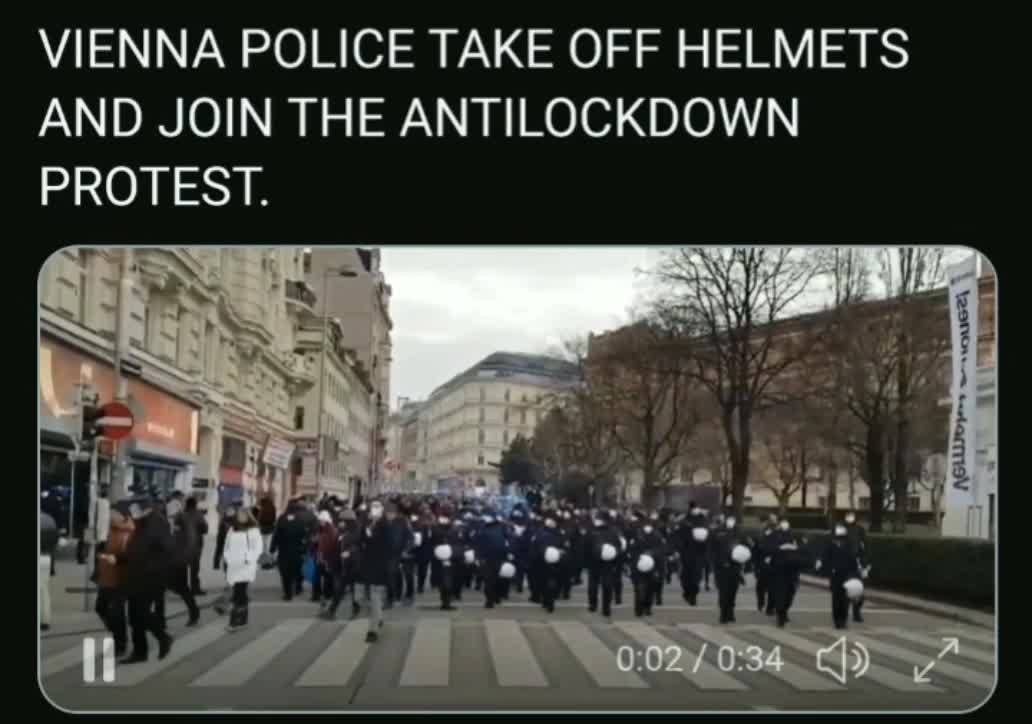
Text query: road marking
940 628 995 646
295 620 370 687
399 617 451 686
191 618 314 687
875 628 994 665
813 629 994 690
101 637 115 682
550 620 648 689
43 642 99 678
680 624 842 692
111 621 225 687
485 619 548 687
746 625 942 693
82 637 95 683
615 620 746 690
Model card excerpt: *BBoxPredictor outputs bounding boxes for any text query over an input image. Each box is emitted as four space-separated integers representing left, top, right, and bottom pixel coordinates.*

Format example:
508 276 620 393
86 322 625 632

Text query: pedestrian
258 496 277 556
211 503 237 615
400 512 422 605
269 499 309 601
412 510 433 596
359 500 392 642
430 508 462 611
167 499 201 626
181 496 209 596
753 514 779 616
816 523 862 629
767 519 803 628
384 503 409 609
88 485 111 584
323 509 362 620
474 510 509 608
40 510 59 632
630 516 667 617
95 508 134 656
843 511 870 623
532 512 565 613
678 509 709 606
710 514 749 624
315 510 338 611
508 510 531 595
222 507 262 632
121 498 175 664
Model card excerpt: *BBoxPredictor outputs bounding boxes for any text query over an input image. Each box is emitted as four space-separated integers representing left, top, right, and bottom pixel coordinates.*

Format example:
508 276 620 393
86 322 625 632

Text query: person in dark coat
843 511 869 622
269 500 309 601
412 510 433 595
817 523 862 629
258 496 277 554
710 515 748 624
474 511 509 608
120 498 175 664
180 497 208 596
165 504 201 625
629 516 667 617
678 509 710 606
753 514 779 615
324 510 362 620
531 512 565 613
508 509 531 595
430 509 463 610
359 500 391 642
767 519 804 628
401 512 423 604
384 503 409 609
212 504 237 572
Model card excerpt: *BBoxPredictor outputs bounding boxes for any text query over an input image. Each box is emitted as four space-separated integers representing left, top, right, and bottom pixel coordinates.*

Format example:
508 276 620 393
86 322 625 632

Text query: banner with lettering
942 254 979 534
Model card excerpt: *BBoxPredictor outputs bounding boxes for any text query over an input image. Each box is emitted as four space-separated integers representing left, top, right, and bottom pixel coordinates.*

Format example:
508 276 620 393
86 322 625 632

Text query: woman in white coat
222 508 262 632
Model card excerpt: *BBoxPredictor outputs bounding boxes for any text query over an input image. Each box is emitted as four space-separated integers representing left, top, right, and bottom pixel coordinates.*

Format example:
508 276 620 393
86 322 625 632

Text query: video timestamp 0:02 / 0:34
616 644 785 674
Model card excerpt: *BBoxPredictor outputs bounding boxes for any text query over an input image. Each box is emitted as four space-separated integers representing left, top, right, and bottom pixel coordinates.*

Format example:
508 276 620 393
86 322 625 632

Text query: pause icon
82 636 116 683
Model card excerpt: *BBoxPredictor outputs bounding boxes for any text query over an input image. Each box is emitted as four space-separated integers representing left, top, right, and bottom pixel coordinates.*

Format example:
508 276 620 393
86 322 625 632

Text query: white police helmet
731 544 752 564
544 546 561 564
600 543 618 561
844 578 864 600
636 554 656 573
499 562 516 578
434 544 452 561
692 527 709 542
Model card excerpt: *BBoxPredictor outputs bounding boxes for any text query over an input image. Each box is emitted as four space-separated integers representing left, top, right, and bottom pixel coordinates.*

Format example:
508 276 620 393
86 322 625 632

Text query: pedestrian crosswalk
43 617 995 697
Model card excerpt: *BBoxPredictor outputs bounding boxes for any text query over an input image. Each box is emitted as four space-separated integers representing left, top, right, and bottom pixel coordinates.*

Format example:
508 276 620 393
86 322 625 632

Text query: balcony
285 280 317 313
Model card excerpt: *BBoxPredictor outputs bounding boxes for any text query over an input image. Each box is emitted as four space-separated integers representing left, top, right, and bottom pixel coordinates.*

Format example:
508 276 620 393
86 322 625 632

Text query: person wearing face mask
678 509 710 606
644 511 669 606
842 511 869 623
383 502 409 609
710 513 747 624
430 508 463 610
753 514 780 616
323 509 362 620
474 510 509 608
817 523 862 629
507 509 530 595
629 515 666 617
358 500 392 642
221 507 262 632
531 512 564 613
401 512 423 603
767 518 804 628
586 510 622 618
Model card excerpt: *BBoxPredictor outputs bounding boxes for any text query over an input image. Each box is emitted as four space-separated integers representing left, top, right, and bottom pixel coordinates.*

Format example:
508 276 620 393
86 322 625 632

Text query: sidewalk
797 574 995 630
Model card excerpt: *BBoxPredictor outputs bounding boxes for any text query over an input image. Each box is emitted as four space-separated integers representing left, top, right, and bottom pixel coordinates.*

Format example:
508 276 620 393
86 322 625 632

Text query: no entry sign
97 401 134 440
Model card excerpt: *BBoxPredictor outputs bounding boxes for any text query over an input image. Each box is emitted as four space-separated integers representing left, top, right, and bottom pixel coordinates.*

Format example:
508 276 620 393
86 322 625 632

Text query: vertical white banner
941 254 979 537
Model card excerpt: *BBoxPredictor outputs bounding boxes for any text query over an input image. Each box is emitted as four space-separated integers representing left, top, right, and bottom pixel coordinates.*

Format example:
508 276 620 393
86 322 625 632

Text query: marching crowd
39 491 871 664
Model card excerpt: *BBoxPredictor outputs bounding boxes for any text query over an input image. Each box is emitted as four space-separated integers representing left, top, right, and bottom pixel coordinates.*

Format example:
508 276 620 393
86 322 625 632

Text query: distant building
420 352 581 493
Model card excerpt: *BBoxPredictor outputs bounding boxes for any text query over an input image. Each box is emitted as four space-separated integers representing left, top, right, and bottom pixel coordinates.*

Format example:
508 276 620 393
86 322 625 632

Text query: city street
40 559 995 713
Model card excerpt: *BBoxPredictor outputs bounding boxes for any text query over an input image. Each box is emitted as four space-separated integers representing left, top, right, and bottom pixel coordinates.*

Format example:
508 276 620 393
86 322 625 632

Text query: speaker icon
816 636 870 684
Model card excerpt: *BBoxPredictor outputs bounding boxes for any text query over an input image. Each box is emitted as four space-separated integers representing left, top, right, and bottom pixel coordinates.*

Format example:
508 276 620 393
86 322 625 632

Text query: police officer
843 511 869 622
767 519 803 628
753 514 779 615
532 512 564 613
817 522 861 629
678 509 709 606
629 516 666 617
586 510 622 618
710 514 748 624
474 510 509 608
508 509 531 594
430 508 463 611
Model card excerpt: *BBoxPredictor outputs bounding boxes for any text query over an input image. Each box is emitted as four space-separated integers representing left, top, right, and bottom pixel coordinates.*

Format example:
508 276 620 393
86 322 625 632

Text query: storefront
219 435 247 512
40 335 200 501
261 434 296 511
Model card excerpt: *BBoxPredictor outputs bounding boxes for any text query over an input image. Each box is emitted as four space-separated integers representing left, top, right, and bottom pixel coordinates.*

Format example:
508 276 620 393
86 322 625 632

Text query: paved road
40 573 995 713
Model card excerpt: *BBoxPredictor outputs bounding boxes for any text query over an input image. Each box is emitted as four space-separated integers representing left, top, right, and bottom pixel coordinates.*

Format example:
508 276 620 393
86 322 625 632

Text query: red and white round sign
98 401 135 440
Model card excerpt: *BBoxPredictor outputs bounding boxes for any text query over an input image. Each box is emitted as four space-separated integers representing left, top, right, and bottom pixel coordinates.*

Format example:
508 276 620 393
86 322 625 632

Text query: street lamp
315 266 358 500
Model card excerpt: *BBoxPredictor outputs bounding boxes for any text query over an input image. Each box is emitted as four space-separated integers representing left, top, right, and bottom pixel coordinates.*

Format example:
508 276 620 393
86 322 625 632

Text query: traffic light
81 402 103 442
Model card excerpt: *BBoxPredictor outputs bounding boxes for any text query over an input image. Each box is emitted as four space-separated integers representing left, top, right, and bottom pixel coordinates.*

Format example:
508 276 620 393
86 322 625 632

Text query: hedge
741 528 995 610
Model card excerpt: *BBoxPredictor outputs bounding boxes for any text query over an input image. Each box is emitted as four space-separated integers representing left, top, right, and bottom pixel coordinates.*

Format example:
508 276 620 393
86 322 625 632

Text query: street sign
97 401 134 440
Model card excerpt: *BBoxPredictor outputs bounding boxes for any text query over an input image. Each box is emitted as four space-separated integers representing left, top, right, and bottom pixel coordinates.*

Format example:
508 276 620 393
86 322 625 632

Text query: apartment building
421 352 580 493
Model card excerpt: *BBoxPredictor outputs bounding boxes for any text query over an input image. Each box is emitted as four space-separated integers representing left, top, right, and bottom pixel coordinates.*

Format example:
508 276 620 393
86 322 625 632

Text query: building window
505 388 511 402
503 430 509 446
479 386 486 402
858 497 871 510
503 408 509 423
477 454 485 466
908 496 921 511
478 428 485 444
295 406 305 430
479 407 485 423
520 408 527 425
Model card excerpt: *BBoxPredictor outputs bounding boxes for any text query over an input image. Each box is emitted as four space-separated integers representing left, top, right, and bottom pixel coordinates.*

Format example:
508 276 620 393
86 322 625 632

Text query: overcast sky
380 246 976 408
382 246 658 405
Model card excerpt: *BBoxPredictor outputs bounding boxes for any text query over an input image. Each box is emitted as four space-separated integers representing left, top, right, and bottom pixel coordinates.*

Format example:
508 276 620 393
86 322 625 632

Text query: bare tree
588 318 701 508
648 248 826 520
